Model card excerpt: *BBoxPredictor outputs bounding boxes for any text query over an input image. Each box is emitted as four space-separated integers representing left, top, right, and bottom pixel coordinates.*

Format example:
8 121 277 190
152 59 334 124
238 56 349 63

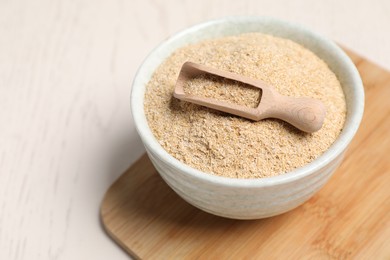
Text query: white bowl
131 17 364 219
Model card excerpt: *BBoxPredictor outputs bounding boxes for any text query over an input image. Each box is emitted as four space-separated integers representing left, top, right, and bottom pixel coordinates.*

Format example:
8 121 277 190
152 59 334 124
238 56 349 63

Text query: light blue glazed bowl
131 17 364 219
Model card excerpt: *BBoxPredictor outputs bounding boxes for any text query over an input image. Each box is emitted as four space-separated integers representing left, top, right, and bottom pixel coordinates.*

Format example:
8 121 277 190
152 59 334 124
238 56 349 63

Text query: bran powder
144 33 346 178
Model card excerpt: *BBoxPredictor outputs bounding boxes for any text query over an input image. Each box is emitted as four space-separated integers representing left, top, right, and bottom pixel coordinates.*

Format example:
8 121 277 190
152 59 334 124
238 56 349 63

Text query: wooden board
100 50 390 259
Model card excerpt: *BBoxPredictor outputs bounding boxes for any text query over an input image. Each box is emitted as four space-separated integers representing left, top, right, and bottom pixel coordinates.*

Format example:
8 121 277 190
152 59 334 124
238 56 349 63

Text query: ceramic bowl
131 17 364 219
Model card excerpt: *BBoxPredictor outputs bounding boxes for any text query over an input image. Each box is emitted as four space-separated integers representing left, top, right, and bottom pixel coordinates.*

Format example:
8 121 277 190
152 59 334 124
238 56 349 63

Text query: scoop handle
271 95 326 133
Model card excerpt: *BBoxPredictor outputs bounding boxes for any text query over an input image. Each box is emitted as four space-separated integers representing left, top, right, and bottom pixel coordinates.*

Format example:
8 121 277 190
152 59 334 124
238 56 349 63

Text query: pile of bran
144 33 346 178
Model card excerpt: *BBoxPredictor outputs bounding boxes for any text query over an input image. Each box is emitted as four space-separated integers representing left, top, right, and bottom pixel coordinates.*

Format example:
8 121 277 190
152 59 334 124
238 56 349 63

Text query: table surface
1 1 389 259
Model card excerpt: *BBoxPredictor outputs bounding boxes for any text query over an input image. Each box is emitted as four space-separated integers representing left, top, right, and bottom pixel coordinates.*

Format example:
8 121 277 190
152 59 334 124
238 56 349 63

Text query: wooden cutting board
100 49 390 259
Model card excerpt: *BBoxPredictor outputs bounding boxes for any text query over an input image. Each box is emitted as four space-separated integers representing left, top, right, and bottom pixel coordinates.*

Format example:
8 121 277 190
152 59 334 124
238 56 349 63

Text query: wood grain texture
101 50 390 259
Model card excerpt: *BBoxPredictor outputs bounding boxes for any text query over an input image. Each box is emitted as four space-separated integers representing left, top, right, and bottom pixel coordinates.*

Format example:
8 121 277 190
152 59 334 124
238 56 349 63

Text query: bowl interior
131 16 364 186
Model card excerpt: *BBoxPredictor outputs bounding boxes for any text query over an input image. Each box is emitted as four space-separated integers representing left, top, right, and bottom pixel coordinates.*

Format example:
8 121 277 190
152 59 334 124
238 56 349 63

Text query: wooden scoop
173 62 326 133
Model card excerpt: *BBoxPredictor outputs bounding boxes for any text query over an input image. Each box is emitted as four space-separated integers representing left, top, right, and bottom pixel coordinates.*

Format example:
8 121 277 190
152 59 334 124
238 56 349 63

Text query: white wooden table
1 0 389 259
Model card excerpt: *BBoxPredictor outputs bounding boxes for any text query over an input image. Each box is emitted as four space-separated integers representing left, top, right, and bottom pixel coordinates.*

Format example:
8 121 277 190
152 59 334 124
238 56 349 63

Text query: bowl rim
131 16 364 188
